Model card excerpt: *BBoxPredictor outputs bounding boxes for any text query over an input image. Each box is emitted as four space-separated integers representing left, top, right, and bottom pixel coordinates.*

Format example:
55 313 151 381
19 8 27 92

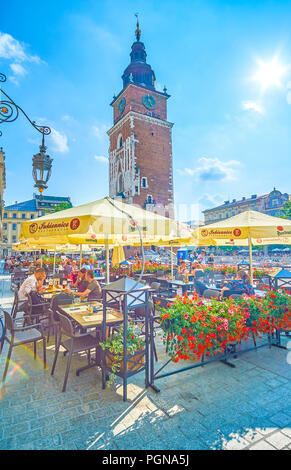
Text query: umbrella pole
40 254 43 267
106 242 110 284
171 246 174 281
53 249 56 275
79 245 82 269
248 234 253 286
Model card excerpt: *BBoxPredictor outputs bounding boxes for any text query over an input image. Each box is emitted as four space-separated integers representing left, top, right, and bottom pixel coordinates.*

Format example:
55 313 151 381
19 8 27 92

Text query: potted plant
100 322 145 387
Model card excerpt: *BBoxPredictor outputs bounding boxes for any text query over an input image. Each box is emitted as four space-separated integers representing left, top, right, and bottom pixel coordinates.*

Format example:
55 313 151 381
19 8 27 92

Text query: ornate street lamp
32 134 53 194
0 72 52 193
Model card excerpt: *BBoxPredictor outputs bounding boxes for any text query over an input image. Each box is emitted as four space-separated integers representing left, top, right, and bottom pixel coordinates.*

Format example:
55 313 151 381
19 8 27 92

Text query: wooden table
41 287 64 300
58 301 123 329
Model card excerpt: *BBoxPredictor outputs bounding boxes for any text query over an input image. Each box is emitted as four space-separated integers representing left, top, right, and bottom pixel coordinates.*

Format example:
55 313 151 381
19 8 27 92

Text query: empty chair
150 282 161 292
1 309 46 384
49 292 75 344
51 312 99 392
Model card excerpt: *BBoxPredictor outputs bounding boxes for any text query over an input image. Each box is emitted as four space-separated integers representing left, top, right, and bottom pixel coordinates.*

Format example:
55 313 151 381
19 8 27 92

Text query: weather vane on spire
135 13 141 41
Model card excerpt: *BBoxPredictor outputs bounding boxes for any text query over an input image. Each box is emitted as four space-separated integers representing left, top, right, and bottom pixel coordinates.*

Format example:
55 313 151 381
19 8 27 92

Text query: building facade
2 193 72 252
203 188 290 224
107 20 174 218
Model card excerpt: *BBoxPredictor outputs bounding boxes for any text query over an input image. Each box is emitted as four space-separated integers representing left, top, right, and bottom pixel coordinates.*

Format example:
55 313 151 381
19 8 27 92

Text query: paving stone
249 440 276 450
265 431 291 450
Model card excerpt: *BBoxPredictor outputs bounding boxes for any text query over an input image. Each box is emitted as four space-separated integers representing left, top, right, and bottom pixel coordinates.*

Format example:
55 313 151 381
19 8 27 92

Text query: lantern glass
32 140 53 192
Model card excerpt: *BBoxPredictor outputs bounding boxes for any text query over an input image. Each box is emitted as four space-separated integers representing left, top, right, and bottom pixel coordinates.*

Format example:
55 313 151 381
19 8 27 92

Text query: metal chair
51 312 99 392
1 309 47 384
49 293 75 344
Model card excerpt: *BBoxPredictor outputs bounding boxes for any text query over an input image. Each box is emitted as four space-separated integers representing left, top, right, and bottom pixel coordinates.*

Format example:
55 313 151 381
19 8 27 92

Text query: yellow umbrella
19 197 193 282
193 210 291 284
111 246 126 267
20 197 192 245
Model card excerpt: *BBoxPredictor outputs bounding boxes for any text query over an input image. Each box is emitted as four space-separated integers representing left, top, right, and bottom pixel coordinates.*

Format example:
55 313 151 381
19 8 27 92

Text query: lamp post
0 72 52 194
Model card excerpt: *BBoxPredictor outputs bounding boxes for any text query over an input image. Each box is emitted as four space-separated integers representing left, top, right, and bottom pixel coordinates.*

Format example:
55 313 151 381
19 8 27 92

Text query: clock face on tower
142 94 156 110
118 97 126 114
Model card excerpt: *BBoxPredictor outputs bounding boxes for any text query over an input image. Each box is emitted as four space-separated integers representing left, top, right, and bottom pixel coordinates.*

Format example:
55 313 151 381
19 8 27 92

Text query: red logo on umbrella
91 234 96 239
233 228 241 237
277 226 284 232
70 218 80 230
29 223 38 234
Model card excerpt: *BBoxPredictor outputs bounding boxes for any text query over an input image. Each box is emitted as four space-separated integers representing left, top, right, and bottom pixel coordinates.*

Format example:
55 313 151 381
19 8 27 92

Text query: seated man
73 268 89 292
193 270 208 297
18 267 47 302
66 270 102 301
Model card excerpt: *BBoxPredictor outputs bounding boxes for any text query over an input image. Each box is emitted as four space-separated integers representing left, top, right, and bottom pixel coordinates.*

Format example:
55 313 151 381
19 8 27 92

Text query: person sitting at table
73 268 88 292
82 259 92 270
220 270 254 298
18 267 47 302
66 270 102 301
177 261 188 275
193 270 209 296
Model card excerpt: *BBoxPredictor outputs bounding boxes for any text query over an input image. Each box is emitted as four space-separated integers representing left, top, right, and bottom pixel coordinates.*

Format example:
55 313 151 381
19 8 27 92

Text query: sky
1 0 291 221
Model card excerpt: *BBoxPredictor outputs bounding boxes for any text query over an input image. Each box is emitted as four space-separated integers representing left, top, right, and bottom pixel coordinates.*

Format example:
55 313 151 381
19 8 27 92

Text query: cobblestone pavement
0 274 290 450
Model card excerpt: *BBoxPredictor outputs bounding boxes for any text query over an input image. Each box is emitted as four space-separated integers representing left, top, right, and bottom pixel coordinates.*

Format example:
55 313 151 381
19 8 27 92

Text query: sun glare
253 56 288 91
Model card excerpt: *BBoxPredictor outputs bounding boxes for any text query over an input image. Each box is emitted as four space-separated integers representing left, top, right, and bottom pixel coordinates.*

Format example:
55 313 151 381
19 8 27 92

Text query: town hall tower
107 18 174 217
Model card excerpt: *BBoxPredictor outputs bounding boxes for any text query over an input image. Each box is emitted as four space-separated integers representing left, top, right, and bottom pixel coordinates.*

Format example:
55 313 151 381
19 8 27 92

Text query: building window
147 195 153 204
31 214 34 219
226 212 229 218
135 186 139 194
12 213 17 218
232 211 235 216
219 214 222 219
3 223 7 230
118 174 123 193
22 213 26 219
12 235 16 243
141 177 147 189
117 134 123 149
12 223 16 230
4 213 7 218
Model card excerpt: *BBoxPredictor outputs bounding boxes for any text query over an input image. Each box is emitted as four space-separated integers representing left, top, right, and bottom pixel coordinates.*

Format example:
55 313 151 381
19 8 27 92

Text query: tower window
117 134 123 149
118 174 123 193
141 177 147 189
135 186 139 194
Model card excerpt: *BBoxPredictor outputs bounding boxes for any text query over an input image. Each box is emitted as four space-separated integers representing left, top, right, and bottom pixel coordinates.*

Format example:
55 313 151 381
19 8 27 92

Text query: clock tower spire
107 19 174 217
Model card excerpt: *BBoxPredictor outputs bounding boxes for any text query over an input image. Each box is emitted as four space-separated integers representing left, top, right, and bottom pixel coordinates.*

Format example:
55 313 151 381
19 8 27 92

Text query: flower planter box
105 348 145 377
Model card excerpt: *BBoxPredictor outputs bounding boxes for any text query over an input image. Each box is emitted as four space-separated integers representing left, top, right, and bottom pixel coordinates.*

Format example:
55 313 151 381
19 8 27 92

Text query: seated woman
221 270 254 298
73 268 88 292
66 270 102 301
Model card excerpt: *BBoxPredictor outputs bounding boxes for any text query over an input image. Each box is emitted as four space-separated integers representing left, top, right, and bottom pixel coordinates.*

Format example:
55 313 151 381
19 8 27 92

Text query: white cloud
9 63 27 77
0 32 41 63
0 32 43 83
179 157 241 182
92 124 108 140
49 129 69 153
94 155 108 164
242 100 264 114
